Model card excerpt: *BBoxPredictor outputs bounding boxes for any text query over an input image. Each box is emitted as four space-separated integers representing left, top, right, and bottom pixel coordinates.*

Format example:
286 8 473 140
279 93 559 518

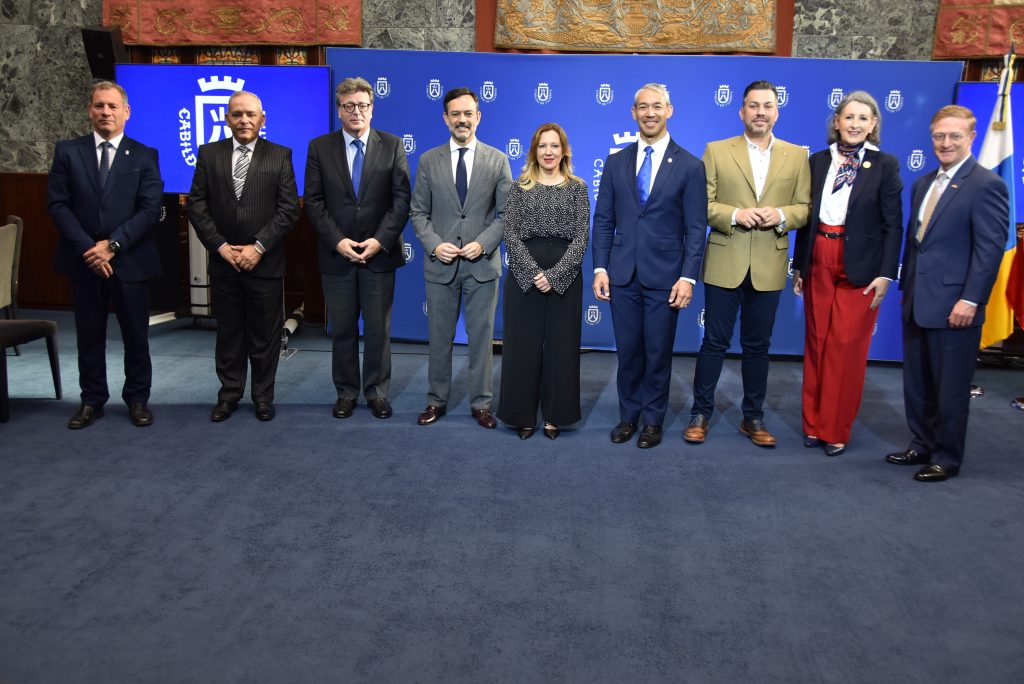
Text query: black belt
818 230 844 239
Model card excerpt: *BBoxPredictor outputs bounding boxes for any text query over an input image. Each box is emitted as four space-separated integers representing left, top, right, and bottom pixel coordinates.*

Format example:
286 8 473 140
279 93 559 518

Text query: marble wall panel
1 0 31 24
794 0 938 60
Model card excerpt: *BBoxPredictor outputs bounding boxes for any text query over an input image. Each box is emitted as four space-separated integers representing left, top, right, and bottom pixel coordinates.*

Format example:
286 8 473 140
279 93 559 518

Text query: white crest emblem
535 82 551 104
480 80 497 103
829 88 844 109
506 138 523 160
906 149 925 172
422 301 429 317
715 84 733 107
776 85 789 108
402 242 414 263
585 305 602 325
427 79 443 101
502 250 509 269
596 83 614 105
787 258 794 278
375 77 390 98
402 134 416 155
885 89 904 113
698 308 706 329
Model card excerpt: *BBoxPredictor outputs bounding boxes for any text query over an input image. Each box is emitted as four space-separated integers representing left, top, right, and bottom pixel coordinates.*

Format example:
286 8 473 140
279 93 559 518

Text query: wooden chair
1 320 62 422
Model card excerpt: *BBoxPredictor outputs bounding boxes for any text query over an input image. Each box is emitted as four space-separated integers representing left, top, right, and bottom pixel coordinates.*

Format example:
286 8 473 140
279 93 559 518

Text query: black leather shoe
332 397 356 419
885 448 929 466
914 464 960 482
543 423 559 440
368 398 392 419
610 421 637 443
129 402 153 427
637 425 663 449
68 404 103 430
804 435 822 448
210 401 238 422
255 402 276 421
472 408 497 429
823 443 846 457
417 404 446 425
517 427 535 440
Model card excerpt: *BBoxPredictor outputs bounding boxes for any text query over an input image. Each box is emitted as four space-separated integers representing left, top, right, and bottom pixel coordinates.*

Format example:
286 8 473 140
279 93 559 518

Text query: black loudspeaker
81 26 129 81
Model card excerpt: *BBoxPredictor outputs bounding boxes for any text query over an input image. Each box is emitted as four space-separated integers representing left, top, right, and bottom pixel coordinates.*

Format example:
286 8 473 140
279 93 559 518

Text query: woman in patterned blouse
497 123 591 440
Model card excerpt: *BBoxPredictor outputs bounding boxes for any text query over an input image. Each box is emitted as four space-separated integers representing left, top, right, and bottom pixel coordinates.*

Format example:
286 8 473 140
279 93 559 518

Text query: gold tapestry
494 0 776 53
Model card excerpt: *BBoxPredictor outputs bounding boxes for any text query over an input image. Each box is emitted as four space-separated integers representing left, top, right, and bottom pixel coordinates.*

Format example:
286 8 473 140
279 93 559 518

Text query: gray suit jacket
410 140 513 284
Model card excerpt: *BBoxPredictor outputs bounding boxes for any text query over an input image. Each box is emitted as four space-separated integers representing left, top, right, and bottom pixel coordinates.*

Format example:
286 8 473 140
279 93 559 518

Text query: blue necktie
456 147 468 206
98 141 113 188
637 145 653 205
351 139 364 195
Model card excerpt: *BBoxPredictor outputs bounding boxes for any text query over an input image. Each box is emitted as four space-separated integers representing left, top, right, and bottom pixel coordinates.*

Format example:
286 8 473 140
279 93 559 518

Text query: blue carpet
1 311 1023 682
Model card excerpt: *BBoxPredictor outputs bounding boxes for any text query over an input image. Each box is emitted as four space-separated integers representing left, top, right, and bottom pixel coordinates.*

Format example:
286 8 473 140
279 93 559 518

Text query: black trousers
71 274 151 406
497 238 582 427
211 271 283 404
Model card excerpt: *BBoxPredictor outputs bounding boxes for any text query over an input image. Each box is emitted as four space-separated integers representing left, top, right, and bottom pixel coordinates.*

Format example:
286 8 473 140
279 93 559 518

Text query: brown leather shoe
417 404 446 425
683 414 709 444
739 418 776 447
472 407 497 429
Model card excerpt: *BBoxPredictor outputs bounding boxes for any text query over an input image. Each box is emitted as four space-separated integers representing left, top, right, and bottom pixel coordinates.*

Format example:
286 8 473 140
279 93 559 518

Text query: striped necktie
233 146 250 199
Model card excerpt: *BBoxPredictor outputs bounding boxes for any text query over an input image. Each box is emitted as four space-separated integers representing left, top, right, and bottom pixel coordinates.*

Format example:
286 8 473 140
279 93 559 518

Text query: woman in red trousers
793 91 903 456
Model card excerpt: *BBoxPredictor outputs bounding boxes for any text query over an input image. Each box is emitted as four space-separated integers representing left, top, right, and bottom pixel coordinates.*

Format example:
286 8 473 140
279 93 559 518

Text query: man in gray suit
410 87 513 428
187 90 299 422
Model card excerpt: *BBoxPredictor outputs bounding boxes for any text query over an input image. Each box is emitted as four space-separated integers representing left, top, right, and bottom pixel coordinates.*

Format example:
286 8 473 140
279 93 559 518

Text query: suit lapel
646 139 678 205
237 138 267 201
78 136 102 194
761 139 789 198
726 136 757 198
439 144 462 208
622 144 640 208
464 143 489 210
329 132 356 199
846 148 877 209
922 158 974 243
810 151 829 212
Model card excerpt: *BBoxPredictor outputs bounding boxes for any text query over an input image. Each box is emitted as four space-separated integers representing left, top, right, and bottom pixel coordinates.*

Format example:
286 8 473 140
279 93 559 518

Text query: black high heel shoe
543 422 559 440
517 427 536 440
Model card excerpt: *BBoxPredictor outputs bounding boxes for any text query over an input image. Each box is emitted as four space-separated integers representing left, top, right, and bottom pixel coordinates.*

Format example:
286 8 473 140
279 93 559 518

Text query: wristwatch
109 240 122 254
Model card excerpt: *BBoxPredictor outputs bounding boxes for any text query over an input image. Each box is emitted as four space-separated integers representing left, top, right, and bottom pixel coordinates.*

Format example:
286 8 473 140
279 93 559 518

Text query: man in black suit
187 90 299 422
304 77 411 420
886 105 1009 482
47 81 163 429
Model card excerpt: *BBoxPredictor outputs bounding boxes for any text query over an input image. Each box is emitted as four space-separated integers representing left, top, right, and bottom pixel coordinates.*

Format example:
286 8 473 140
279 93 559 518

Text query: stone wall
0 0 939 173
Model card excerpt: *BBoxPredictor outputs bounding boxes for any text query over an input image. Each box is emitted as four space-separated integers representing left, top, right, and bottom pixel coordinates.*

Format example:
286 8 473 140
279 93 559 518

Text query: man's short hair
443 88 479 112
633 83 671 107
931 104 976 133
336 77 374 107
227 90 264 113
742 80 778 102
90 80 128 106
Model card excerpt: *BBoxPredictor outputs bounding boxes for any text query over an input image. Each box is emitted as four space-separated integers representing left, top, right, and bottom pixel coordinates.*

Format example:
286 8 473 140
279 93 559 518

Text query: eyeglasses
931 132 966 142
340 102 372 113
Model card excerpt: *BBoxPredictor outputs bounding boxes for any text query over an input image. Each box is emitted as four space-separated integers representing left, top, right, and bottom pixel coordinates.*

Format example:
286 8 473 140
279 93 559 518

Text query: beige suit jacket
701 135 811 291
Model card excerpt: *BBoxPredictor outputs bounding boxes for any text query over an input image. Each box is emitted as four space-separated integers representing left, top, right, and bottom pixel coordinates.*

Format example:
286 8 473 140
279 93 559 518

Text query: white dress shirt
731 134 786 232
819 141 879 226
449 138 477 185
343 129 372 180
93 131 124 166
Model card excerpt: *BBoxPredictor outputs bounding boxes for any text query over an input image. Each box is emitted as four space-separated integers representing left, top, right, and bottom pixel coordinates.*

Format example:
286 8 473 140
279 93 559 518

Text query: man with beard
684 80 811 447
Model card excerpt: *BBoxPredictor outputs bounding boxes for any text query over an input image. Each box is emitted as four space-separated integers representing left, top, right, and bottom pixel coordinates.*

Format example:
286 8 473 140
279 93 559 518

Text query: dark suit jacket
900 156 1009 329
304 129 411 275
186 137 299 279
591 138 708 289
795 147 903 287
47 134 163 282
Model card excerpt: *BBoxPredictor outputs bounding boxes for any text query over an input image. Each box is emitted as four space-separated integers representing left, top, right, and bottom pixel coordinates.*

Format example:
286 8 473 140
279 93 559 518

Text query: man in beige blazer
684 80 811 447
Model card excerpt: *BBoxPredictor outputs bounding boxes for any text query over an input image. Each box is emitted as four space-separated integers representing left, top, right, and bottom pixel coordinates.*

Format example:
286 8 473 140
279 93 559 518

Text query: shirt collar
639 134 671 156
450 138 477 155
232 137 256 153
829 141 879 157
744 134 775 153
939 154 971 180
343 129 371 147
94 131 124 149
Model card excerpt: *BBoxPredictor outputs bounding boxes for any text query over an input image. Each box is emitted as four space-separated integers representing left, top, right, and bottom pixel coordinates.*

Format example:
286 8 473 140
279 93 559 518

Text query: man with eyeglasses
592 83 708 448
885 105 1008 482
305 77 411 421
683 80 810 449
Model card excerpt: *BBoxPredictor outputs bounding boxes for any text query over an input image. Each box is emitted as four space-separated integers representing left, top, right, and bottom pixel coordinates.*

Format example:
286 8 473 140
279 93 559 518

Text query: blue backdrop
325 49 963 361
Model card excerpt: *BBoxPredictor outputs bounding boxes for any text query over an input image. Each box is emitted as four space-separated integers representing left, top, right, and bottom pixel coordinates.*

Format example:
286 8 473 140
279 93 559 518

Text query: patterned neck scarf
832 141 864 194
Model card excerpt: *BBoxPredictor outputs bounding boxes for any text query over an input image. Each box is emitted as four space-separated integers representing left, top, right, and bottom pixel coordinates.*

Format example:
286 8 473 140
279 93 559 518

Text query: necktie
98 141 113 188
832 142 862 194
637 145 653 205
351 139 365 195
233 146 250 199
456 147 468 206
916 172 948 242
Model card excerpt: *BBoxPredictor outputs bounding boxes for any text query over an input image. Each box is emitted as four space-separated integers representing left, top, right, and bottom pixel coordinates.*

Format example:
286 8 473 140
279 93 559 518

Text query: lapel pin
667 157 673 163
862 160 870 168
951 184 959 189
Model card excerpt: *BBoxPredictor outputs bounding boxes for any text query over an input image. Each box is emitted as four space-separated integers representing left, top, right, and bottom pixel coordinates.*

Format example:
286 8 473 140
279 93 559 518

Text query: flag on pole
978 49 1018 349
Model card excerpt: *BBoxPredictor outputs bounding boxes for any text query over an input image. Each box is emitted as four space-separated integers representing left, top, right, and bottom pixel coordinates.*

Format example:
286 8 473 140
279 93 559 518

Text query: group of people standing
48 76 1008 483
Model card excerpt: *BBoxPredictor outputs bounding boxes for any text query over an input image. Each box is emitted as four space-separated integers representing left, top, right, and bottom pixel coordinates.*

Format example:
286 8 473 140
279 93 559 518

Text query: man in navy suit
886 105 1009 482
592 83 708 448
47 81 163 429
